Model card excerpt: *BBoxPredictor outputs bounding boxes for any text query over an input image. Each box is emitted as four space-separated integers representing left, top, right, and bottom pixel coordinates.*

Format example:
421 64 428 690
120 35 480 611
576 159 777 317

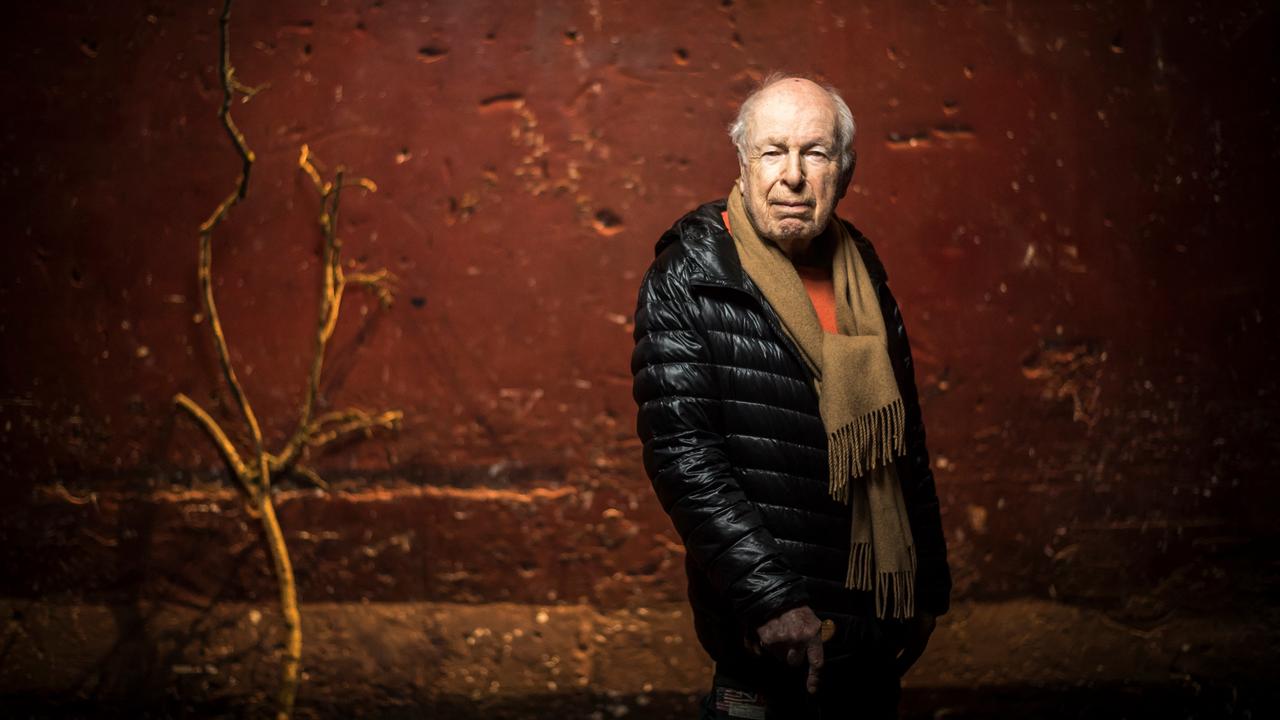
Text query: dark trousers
698 637 903 719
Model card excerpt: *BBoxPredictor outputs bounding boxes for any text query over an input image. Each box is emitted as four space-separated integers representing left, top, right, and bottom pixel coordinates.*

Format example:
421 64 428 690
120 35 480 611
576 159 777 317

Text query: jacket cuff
738 579 810 632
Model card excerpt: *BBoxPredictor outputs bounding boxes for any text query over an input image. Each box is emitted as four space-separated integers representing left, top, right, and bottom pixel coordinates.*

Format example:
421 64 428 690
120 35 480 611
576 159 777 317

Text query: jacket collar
675 199 745 290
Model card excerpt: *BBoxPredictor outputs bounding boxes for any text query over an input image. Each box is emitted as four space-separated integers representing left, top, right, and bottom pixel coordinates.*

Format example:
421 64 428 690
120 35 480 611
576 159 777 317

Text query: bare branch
307 409 404 448
255 495 301 720
346 268 397 307
342 177 378 192
173 392 253 490
185 2 294 717
178 6 404 719
291 464 330 491
190 0 272 502
279 166 345 459
231 76 270 101
297 144 329 195
195 231 270 492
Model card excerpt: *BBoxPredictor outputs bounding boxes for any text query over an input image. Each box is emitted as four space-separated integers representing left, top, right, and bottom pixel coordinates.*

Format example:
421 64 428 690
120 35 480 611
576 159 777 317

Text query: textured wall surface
1 1 1277 717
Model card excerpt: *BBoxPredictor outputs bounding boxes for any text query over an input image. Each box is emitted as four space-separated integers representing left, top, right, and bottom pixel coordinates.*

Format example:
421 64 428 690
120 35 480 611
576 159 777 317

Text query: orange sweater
723 211 837 334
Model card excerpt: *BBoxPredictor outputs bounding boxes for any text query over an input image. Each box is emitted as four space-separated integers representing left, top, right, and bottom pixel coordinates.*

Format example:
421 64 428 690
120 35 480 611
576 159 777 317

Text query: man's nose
782 151 805 189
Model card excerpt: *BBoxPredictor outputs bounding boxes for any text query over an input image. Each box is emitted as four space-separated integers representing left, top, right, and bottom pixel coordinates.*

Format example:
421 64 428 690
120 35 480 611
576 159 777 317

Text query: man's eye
807 150 829 160
761 150 782 158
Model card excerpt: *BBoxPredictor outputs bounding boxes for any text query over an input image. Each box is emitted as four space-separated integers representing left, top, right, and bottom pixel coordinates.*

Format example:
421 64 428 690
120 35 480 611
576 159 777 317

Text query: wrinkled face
736 80 849 254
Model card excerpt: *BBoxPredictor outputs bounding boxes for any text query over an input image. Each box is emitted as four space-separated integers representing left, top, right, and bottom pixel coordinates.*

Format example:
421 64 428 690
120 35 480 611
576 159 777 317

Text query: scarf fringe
845 541 873 590
847 541 918 619
827 397 906 501
875 567 916 620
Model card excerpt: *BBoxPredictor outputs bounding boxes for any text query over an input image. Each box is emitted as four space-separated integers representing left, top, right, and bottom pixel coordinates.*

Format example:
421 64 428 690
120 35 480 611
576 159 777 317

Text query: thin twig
173 392 254 495
306 410 403 448
291 464 330 490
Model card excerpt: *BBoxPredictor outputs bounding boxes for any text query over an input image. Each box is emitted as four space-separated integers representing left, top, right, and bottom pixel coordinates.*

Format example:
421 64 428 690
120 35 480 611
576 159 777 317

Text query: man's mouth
770 201 813 216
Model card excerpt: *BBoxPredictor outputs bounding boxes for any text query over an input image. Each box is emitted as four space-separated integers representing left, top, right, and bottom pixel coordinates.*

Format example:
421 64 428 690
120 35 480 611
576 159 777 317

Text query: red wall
0 0 1277 711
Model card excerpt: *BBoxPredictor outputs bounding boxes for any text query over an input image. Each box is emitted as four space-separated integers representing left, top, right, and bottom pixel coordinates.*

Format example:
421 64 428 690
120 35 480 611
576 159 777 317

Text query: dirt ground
3 597 1276 718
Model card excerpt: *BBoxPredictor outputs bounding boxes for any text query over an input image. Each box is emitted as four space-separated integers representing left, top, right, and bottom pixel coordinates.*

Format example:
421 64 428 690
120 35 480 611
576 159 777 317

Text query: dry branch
171 1 402 717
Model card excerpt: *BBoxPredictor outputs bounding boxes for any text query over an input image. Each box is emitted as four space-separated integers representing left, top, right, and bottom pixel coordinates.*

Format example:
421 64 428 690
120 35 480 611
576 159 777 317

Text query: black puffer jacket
631 199 951 665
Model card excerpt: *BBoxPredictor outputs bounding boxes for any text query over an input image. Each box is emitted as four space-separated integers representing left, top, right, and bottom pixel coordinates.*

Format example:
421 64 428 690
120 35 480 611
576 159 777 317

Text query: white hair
727 72 857 175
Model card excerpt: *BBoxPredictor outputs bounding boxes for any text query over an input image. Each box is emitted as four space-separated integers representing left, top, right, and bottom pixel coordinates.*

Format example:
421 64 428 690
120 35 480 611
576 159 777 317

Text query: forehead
746 88 837 146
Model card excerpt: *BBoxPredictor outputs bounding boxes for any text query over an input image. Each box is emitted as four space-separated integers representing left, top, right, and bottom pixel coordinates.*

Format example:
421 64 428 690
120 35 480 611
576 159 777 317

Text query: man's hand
894 611 936 677
756 606 824 694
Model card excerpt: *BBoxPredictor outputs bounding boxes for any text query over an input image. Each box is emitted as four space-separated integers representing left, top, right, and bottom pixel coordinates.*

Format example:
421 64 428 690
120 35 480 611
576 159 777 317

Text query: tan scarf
726 185 916 619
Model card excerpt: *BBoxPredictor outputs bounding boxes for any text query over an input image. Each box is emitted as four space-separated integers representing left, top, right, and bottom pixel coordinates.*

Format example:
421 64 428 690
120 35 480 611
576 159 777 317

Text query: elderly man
631 75 951 718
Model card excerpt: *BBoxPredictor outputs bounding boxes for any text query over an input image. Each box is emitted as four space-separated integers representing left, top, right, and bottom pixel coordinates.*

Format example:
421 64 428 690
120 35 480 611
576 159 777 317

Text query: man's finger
805 635 824 694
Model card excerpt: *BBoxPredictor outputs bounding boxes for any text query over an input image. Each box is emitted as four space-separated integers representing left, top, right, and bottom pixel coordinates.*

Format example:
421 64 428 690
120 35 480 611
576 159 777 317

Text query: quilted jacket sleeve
885 295 953 617
631 260 811 631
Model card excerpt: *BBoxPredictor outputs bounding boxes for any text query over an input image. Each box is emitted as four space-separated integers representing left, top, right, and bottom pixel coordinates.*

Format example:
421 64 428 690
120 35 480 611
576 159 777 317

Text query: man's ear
836 149 856 201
